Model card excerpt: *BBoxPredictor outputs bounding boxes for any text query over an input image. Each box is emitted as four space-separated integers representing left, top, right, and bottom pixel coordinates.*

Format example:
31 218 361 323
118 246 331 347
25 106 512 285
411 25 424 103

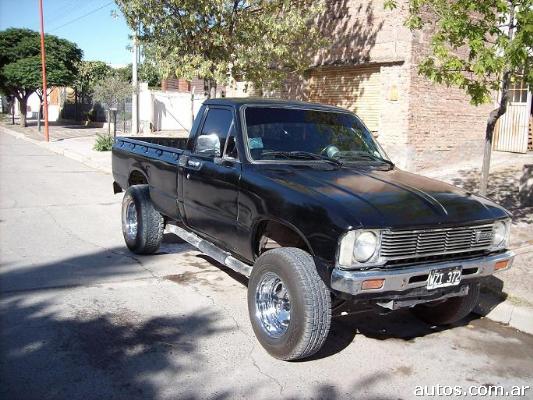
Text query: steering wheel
321 145 340 159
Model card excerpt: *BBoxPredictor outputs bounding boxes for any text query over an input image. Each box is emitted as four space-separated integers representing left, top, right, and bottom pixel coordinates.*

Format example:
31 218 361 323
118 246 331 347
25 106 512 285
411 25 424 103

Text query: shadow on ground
0 296 401 400
309 306 482 362
451 167 532 224
0 297 229 400
0 234 195 293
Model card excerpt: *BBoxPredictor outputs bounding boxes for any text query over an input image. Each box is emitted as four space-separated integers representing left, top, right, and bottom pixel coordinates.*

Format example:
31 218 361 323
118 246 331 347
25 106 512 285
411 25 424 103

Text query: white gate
494 80 531 153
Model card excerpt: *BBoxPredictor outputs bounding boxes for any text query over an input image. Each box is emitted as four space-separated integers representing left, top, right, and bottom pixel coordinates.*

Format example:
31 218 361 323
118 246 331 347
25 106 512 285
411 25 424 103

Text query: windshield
244 106 391 165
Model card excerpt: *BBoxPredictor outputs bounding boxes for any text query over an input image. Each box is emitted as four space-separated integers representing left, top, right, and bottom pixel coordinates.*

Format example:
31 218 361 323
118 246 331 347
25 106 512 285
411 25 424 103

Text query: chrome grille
380 224 494 260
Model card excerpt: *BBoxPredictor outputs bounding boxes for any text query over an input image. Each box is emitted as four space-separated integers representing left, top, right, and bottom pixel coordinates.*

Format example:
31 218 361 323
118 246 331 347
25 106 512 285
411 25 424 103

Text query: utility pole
38 0 49 142
131 27 139 135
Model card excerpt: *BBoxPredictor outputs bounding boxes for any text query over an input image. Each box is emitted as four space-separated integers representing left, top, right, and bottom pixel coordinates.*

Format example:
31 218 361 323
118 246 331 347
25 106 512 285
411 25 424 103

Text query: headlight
354 231 378 262
492 220 510 249
337 230 382 268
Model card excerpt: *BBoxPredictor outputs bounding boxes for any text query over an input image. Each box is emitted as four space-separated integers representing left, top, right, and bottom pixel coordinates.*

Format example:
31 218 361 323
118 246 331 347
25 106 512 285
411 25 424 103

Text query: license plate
427 267 462 290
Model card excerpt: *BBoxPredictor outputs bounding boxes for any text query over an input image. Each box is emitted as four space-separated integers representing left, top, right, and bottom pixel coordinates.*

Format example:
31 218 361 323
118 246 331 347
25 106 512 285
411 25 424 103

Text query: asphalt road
1 132 532 400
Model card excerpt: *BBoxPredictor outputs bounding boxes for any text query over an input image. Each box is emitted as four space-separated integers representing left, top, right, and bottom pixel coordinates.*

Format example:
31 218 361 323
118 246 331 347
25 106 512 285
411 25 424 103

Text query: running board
165 224 252 278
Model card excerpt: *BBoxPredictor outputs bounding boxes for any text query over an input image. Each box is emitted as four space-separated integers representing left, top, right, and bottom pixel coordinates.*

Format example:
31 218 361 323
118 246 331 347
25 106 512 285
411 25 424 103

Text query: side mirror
196 133 220 157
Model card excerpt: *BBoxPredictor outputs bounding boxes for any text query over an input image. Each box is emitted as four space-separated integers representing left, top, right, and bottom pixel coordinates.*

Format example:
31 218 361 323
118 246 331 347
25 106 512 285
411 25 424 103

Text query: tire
247 248 331 361
121 185 164 255
412 282 480 326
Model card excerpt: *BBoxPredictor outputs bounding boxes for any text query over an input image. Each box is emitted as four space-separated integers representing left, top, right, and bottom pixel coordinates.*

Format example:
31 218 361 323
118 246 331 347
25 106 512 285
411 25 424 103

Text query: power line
49 0 98 28
48 1 114 33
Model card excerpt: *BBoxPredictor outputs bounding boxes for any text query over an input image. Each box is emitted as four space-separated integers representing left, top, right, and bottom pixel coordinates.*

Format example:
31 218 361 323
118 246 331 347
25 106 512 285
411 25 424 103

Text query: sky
0 0 133 66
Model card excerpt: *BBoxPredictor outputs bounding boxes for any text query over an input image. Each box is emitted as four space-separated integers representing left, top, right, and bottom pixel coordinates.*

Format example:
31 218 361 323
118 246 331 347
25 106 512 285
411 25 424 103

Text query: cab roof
203 97 351 113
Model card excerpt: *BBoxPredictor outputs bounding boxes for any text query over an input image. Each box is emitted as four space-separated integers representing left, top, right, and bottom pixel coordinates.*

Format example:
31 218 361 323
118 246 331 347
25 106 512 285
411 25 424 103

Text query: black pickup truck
112 98 514 360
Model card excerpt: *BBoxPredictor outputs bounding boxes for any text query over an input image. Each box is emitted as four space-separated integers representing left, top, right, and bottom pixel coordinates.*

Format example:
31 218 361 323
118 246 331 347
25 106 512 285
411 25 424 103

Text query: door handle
187 159 202 169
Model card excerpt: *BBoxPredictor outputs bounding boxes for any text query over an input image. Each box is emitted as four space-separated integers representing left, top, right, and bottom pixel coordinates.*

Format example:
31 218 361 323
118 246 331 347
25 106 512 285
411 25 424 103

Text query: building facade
273 0 499 171
164 0 532 170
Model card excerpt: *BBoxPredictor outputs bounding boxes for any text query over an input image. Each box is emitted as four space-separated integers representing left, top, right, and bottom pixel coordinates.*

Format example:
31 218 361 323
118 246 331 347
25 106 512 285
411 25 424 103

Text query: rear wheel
412 282 480 325
248 248 331 360
121 185 163 254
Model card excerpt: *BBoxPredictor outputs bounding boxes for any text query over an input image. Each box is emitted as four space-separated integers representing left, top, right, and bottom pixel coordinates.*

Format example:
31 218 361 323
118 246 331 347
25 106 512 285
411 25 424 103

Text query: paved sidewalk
0 120 188 174
427 158 533 334
1 120 532 334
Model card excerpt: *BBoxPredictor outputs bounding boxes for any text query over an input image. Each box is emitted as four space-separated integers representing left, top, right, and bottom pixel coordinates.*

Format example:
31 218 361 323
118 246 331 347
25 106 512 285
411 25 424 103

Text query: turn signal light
361 279 385 290
494 260 509 271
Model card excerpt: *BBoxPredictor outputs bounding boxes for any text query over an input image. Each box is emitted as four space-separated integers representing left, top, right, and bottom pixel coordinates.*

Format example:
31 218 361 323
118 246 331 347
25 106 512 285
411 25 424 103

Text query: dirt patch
452 318 533 379
165 271 210 286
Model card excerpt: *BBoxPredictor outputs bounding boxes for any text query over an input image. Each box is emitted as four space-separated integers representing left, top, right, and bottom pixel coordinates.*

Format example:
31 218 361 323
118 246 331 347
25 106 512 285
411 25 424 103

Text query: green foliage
115 0 325 91
114 64 133 83
384 0 532 105
0 28 82 96
107 63 161 88
0 28 82 125
73 61 112 102
139 61 161 88
93 133 114 151
92 74 132 109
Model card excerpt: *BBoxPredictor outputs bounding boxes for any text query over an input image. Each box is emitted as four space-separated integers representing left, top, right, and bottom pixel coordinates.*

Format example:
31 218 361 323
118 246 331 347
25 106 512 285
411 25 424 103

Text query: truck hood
265 165 510 228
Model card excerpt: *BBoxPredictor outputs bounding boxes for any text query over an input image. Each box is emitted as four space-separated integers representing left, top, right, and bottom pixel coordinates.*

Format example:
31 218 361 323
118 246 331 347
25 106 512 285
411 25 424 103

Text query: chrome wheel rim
122 197 138 241
255 272 291 338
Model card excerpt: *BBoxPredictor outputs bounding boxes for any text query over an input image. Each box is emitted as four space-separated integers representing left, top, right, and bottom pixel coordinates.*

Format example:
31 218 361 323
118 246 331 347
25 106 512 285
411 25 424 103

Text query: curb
475 293 533 335
2 123 533 335
0 124 112 174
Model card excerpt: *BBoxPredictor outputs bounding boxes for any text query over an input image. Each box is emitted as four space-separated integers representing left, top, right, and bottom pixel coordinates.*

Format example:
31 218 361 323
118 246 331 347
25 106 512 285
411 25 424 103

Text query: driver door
181 106 241 248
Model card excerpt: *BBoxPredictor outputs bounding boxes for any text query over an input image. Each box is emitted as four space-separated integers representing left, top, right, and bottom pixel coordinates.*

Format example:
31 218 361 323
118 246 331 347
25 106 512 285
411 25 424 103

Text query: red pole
38 0 49 142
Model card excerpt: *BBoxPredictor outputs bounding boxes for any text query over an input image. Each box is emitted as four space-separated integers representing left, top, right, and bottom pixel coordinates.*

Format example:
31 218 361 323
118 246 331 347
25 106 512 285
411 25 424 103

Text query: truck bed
113 136 188 219
117 136 189 149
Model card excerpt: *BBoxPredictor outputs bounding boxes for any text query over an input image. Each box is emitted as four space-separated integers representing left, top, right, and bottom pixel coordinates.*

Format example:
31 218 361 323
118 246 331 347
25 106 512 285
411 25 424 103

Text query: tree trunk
479 71 511 195
36 94 43 132
75 87 79 121
479 7 515 196
18 97 28 127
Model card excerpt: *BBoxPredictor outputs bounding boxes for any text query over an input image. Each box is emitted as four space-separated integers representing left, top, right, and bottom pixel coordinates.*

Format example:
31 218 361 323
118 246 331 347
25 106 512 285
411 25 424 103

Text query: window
195 108 234 156
508 79 528 103
244 107 389 164
224 133 238 159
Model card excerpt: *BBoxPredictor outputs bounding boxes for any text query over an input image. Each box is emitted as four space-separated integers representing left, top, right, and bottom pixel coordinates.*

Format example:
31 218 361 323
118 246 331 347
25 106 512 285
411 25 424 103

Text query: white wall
138 86 206 133
13 92 60 122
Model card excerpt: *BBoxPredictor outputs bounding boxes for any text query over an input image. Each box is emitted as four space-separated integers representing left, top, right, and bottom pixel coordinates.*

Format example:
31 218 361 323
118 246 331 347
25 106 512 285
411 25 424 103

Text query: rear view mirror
196 133 220 157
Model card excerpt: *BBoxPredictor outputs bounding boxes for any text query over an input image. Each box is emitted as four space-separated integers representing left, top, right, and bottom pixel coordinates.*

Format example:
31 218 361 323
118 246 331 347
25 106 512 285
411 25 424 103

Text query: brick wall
406 30 495 171
244 0 496 172
378 63 412 168
313 0 411 65
161 77 191 92
277 1 414 167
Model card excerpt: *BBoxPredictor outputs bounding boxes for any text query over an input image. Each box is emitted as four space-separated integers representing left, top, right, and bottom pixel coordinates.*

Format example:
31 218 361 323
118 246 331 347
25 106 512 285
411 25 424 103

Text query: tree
0 28 82 126
73 61 112 104
384 0 532 194
92 74 132 132
115 0 324 96
114 64 133 83
139 61 161 88
109 62 162 88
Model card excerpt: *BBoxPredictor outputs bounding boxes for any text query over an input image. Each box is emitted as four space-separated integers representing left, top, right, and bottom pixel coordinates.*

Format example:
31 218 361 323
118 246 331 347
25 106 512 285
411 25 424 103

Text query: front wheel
411 282 480 326
247 248 331 360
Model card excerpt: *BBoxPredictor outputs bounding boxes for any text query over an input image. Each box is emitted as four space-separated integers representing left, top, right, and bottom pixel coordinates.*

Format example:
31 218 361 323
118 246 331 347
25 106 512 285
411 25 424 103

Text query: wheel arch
251 218 314 259
128 169 148 187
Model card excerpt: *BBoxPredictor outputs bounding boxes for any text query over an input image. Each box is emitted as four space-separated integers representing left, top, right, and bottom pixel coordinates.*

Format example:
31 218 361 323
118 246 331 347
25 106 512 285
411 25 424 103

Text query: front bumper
331 251 514 296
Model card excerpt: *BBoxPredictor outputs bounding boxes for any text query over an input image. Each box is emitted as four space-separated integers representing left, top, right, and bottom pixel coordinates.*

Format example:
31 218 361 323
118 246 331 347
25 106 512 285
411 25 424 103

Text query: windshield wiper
341 153 394 167
262 150 342 166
